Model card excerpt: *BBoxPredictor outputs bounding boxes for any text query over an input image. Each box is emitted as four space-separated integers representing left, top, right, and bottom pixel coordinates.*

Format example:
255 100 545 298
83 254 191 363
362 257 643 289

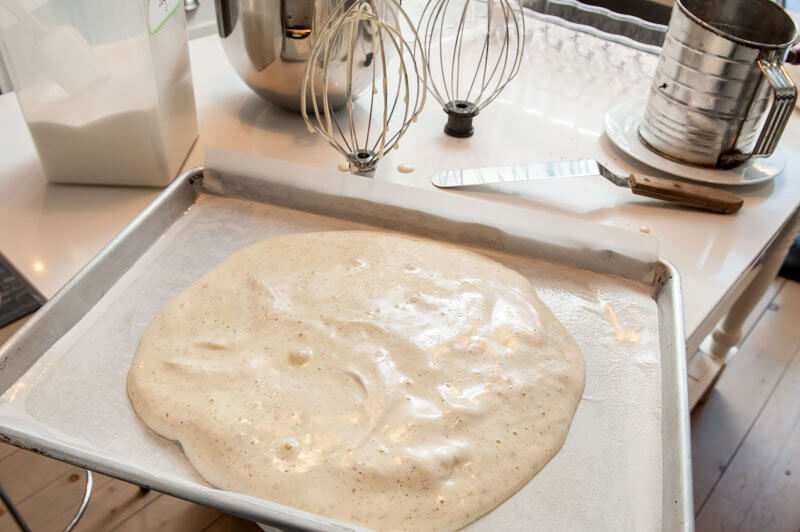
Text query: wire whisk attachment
302 0 426 176
418 0 525 137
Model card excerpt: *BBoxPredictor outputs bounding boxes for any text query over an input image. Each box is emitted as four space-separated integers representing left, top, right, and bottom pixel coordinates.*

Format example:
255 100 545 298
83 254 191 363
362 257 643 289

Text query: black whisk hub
444 100 479 138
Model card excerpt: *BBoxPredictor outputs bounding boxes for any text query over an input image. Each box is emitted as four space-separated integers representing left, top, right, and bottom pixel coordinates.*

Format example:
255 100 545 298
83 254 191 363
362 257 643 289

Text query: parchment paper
0 191 661 530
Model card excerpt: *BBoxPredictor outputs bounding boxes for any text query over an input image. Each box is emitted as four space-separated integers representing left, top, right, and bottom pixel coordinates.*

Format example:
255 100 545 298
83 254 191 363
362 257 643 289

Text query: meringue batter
127 231 585 530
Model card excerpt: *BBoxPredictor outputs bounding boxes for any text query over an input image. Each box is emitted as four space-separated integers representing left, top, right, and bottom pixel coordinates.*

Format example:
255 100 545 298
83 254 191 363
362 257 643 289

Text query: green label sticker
148 0 180 35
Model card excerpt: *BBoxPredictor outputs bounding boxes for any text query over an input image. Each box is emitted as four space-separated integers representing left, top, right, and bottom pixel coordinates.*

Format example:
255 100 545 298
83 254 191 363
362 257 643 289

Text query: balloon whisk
302 0 426 176
418 0 525 137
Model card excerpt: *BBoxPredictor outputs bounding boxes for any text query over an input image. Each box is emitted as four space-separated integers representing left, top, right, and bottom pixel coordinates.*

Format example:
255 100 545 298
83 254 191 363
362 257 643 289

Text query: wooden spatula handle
628 174 743 214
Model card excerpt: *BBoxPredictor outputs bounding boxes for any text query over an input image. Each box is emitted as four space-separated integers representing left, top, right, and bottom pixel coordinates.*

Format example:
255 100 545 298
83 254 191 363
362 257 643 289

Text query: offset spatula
430 159 743 214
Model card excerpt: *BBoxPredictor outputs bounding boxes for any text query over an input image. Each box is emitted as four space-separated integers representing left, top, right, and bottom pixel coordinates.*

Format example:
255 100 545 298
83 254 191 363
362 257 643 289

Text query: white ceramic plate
604 101 786 186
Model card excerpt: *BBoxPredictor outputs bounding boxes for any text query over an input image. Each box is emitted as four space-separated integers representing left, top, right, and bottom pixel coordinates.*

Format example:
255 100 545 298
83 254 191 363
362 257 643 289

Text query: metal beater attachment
418 0 525 137
301 0 426 177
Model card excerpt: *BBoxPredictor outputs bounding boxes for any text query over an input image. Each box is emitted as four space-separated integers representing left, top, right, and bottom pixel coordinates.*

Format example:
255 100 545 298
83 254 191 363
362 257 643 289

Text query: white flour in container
23 29 196 186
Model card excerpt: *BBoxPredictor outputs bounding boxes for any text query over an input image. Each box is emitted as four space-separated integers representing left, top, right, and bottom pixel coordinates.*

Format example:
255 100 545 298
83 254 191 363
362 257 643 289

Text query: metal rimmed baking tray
0 162 692 531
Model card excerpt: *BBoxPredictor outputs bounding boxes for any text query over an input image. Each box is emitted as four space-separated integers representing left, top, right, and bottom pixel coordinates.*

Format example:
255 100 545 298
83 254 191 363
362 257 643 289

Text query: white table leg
689 210 800 407
708 211 800 361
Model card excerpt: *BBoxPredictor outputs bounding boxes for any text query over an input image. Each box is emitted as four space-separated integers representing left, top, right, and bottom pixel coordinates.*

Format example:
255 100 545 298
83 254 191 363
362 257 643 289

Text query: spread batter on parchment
127 231 585 530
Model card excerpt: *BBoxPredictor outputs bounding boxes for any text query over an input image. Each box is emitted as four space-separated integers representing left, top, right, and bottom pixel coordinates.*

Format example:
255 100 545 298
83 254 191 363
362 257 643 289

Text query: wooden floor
0 446 260 531
1 281 799 531
692 279 800 532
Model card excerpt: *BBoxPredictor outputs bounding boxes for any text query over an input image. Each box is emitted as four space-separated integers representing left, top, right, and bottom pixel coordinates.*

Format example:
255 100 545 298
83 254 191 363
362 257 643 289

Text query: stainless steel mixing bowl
215 0 374 111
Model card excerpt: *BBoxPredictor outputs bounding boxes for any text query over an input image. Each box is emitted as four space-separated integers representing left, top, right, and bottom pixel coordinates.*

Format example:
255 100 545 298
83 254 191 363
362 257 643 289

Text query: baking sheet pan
0 162 692 531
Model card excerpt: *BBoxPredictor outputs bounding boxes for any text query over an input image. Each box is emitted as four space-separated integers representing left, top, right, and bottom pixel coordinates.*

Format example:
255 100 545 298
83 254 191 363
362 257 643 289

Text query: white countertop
2 34 800 352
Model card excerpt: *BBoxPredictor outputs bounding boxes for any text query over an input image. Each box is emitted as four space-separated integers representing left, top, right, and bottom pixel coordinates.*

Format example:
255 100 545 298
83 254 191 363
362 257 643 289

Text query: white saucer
604 101 785 186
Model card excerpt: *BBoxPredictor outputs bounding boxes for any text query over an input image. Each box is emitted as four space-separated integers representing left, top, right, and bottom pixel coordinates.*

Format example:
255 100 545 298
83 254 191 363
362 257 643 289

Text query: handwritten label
148 0 180 35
